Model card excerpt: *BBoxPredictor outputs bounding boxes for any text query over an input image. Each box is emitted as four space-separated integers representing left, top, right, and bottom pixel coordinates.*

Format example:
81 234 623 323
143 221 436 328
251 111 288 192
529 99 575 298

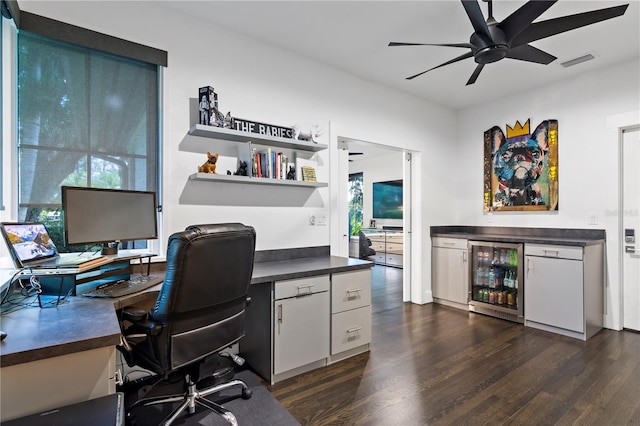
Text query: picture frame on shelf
301 166 317 182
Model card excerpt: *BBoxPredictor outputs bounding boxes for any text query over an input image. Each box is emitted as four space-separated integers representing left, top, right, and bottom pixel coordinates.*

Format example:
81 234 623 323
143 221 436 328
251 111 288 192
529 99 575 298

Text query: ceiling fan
349 152 363 162
389 0 629 85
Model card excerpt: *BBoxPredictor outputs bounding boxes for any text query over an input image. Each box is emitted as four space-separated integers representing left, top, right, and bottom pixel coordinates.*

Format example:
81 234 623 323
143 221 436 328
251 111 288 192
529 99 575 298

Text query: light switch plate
309 213 327 226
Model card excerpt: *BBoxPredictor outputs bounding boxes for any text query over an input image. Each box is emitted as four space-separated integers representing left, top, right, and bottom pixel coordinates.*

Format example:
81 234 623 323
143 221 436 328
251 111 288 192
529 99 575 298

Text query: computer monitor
62 186 158 255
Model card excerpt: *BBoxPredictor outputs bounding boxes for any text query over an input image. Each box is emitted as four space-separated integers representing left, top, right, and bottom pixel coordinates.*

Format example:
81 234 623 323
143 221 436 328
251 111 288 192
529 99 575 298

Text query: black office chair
358 230 376 259
117 223 256 426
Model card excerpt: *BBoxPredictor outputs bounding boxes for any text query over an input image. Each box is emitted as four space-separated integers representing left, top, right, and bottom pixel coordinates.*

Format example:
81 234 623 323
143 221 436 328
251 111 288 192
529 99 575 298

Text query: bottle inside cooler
471 243 520 309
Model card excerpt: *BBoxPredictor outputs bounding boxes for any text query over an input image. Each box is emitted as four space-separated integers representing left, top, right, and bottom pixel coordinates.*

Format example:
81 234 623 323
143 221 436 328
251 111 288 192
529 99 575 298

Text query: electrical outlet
588 212 598 225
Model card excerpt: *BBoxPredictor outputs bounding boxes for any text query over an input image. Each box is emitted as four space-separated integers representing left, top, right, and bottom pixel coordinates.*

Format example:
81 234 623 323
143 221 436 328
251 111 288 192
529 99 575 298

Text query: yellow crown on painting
506 120 530 138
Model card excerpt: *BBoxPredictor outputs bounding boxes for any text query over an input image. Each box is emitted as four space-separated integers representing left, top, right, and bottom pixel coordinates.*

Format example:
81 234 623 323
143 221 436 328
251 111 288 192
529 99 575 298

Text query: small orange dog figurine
198 152 219 174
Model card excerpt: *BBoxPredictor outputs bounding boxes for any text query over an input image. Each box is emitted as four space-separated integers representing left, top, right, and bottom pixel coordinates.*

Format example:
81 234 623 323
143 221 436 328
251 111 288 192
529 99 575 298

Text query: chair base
128 375 252 426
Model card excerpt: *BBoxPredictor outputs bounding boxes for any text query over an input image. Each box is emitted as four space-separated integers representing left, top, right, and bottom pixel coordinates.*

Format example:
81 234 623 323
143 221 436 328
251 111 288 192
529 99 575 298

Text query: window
349 172 363 237
17 31 159 251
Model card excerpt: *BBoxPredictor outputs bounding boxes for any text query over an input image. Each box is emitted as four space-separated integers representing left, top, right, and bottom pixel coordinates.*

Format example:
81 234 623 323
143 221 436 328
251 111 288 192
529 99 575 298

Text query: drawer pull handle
347 288 362 299
543 250 560 257
346 327 362 334
296 284 314 295
277 304 283 324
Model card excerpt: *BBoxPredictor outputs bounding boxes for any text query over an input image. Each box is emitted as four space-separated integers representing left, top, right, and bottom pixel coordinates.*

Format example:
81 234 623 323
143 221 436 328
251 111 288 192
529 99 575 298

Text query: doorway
622 126 640 331
340 136 414 303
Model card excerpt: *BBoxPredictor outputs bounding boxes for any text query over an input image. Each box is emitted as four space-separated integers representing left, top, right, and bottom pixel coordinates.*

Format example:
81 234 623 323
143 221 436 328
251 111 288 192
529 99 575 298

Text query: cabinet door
273 292 330 375
432 247 468 304
525 255 584 333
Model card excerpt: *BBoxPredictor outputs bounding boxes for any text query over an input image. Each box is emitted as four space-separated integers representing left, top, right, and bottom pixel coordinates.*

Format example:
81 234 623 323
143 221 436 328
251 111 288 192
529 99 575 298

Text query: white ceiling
167 0 640 111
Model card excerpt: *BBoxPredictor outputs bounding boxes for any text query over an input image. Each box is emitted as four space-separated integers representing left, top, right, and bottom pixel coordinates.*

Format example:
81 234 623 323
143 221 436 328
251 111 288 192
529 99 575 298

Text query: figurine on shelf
198 95 210 126
292 124 322 143
234 161 248 176
286 165 296 180
212 107 234 128
198 152 219 174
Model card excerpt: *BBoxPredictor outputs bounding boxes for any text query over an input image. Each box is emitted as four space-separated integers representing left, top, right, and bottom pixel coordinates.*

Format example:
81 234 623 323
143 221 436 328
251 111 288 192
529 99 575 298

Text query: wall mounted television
373 180 403 219
62 186 158 255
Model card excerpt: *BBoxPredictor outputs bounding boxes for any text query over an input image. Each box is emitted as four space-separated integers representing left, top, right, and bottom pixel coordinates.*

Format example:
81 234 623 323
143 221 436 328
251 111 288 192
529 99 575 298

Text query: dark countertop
251 255 373 284
431 225 606 247
0 296 122 367
0 255 373 367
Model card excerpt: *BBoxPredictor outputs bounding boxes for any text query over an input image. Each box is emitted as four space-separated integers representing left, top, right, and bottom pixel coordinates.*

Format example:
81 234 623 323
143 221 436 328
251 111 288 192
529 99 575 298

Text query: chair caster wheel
242 388 253 399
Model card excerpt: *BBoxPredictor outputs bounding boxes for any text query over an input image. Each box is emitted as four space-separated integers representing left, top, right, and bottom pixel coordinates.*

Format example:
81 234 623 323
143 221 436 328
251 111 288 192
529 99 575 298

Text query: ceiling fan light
560 53 596 68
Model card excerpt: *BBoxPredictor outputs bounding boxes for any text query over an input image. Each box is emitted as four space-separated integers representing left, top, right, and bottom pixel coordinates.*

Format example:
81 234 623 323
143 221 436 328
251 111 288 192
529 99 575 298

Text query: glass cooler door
468 241 524 323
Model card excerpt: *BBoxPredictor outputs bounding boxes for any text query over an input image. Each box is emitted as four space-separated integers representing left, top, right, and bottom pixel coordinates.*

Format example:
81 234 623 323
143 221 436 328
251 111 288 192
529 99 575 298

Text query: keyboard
82 275 163 298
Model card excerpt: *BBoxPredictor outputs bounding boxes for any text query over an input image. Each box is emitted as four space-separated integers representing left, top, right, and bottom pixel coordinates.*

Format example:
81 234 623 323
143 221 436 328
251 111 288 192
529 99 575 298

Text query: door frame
620 124 640 330
328 121 422 303
608 109 640 330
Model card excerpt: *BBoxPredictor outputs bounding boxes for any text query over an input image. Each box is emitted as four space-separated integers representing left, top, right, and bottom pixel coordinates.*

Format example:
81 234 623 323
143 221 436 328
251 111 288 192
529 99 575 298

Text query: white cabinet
273 276 330 375
431 237 469 310
1 347 116 421
330 270 372 361
524 243 604 340
241 269 372 384
362 229 403 268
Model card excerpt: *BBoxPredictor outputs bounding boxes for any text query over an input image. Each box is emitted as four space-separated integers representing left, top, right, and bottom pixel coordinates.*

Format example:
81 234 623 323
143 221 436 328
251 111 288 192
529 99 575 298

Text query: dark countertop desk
431 225 606 247
0 255 372 368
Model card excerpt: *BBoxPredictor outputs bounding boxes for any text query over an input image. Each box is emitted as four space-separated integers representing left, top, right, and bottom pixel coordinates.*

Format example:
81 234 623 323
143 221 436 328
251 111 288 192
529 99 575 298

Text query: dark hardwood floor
268 265 640 425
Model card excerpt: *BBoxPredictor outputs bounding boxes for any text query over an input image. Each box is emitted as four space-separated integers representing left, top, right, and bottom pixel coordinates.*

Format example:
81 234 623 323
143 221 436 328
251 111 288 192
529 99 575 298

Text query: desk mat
127 369 300 426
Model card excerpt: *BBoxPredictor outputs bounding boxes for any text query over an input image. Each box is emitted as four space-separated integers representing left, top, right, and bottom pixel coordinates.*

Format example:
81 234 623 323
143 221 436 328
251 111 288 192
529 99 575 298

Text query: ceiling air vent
560 53 596 68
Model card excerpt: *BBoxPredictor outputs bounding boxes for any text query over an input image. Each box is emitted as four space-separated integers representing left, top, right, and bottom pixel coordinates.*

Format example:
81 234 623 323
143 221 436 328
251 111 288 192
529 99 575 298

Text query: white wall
15 1 457 301
455 59 640 329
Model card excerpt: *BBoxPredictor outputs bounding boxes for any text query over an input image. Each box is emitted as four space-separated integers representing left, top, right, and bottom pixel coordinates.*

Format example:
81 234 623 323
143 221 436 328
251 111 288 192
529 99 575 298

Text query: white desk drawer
386 235 403 243
331 305 372 355
332 269 371 313
385 254 403 267
371 242 386 251
274 275 330 300
432 237 467 250
525 244 583 261
385 243 403 253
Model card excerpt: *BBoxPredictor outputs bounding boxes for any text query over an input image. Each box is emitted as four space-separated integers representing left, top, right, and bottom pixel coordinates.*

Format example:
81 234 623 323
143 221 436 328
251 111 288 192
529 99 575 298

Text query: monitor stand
101 242 118 256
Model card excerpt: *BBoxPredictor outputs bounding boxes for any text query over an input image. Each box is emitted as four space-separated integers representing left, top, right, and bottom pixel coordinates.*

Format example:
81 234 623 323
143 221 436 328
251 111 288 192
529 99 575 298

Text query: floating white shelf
188 172 328 188
189 124 327 153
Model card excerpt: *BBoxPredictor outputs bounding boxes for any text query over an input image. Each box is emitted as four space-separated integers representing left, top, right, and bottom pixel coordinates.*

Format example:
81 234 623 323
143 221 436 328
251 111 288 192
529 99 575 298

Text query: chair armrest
122 307 148 322
121 307 163 336
124 319 163 336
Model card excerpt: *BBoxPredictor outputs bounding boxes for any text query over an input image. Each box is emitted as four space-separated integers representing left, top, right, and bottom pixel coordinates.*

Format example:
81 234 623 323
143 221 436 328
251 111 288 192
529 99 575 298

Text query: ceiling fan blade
507 44 556 65
498 0 557 42
512 4 629 47
466 63 485 86
461 0 492 40
389 42 472 49
406 51 474 80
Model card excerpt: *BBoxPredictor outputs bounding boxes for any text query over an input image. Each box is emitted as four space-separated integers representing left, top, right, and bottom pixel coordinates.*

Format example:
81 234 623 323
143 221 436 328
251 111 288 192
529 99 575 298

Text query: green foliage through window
349 173 363 237
17 32 159 252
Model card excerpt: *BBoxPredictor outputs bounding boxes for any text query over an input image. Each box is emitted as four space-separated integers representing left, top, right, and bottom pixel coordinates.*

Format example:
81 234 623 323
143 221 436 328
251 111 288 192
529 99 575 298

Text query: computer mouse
0 331 6 341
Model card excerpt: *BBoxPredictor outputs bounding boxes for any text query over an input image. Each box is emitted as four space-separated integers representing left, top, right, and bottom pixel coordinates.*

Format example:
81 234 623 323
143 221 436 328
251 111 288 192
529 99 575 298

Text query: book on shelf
236 143 293 181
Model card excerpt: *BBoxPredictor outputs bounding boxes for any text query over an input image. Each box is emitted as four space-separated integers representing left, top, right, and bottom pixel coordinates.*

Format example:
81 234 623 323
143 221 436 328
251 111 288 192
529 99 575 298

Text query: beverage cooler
468 241 524 323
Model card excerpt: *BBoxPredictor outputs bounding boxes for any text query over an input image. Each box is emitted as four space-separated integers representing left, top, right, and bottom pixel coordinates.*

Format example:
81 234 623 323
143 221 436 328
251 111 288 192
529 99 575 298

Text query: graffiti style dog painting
483 119 558 211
